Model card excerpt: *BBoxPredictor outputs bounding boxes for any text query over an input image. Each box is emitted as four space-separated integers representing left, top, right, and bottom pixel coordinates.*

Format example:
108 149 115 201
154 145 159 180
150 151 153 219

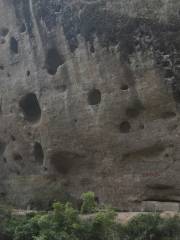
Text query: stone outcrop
0 0 180 210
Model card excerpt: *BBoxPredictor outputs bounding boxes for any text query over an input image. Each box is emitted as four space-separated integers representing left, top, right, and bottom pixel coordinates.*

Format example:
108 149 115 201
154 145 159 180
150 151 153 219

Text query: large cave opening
19 93 41 123
45 48 65 75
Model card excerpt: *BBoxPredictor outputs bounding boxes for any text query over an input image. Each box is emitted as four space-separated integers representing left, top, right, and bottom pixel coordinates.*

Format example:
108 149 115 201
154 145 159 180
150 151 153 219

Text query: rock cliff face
1 0 180 210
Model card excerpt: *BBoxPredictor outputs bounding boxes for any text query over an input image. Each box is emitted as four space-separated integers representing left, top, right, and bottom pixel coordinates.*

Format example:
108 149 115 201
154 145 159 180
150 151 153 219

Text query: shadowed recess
146 184 174 190
45 48 65 75
123 143 165 160
0 141 6 156
10 37 18 54
88 89 101 105
13 152 23 162
34 142 44 164
19 93 41 123
51 151 82 174
120 84 129 91
126 99 144 118
119 121 131 133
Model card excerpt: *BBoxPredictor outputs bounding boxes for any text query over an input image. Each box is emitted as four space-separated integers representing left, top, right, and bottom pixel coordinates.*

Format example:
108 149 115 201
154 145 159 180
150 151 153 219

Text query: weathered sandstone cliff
0 0 180 211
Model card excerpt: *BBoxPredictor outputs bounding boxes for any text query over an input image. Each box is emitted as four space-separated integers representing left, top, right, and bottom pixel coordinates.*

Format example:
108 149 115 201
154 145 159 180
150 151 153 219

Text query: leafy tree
80 192 97 214
90 207 117 240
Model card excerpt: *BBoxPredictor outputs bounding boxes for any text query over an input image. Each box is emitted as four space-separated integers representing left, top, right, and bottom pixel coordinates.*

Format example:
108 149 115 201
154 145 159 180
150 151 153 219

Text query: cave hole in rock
0 65 4 70
0 27 9 37
120 84 129 91
19 93 41 123
10 37 18 54
26 70 30 76
20 23 26 33
90 43 95 53
3 157 7 163
88 89 101 105
13 152 23 162
11 135 16 141
119 121 131 133
33 142 44 164
45 48 65 75
43 166 48 171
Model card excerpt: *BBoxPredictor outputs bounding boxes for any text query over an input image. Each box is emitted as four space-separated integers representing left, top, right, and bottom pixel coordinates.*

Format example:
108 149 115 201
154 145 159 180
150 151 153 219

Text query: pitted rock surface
0 0 180 210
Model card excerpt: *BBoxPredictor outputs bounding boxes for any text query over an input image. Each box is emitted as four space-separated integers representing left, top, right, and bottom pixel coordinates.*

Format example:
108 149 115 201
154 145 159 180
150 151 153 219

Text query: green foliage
80 191 97 214
158 215 180 240
14 216 39 240
121 214 162 240
90 208 118 240
1 193 180 240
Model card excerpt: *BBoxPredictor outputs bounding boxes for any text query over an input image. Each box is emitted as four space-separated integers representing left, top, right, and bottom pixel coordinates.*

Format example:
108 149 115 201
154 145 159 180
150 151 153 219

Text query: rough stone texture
1 0 180 210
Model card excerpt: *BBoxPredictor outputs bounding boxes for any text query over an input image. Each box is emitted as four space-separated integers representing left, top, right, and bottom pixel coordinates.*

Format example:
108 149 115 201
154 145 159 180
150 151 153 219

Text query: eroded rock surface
0 0 180 210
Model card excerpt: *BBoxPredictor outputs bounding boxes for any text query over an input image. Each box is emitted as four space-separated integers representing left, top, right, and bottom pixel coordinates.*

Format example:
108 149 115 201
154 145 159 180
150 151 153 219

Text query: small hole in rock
11 135 16 141
3 157 7 163
26 70 30 76
120 84 129 91
0 65 4 70
19 93 41 123
33 142 44 164
10 37 18 54
119 121 131 133
139 124 144 129
13 152 23 161
88 89 101 105
90 44 95 53
45 48 65 75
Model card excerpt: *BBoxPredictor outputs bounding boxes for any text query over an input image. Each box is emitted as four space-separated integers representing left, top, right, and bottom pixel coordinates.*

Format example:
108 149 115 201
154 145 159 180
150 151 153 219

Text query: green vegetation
80 191 97 214
1 192 180 240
